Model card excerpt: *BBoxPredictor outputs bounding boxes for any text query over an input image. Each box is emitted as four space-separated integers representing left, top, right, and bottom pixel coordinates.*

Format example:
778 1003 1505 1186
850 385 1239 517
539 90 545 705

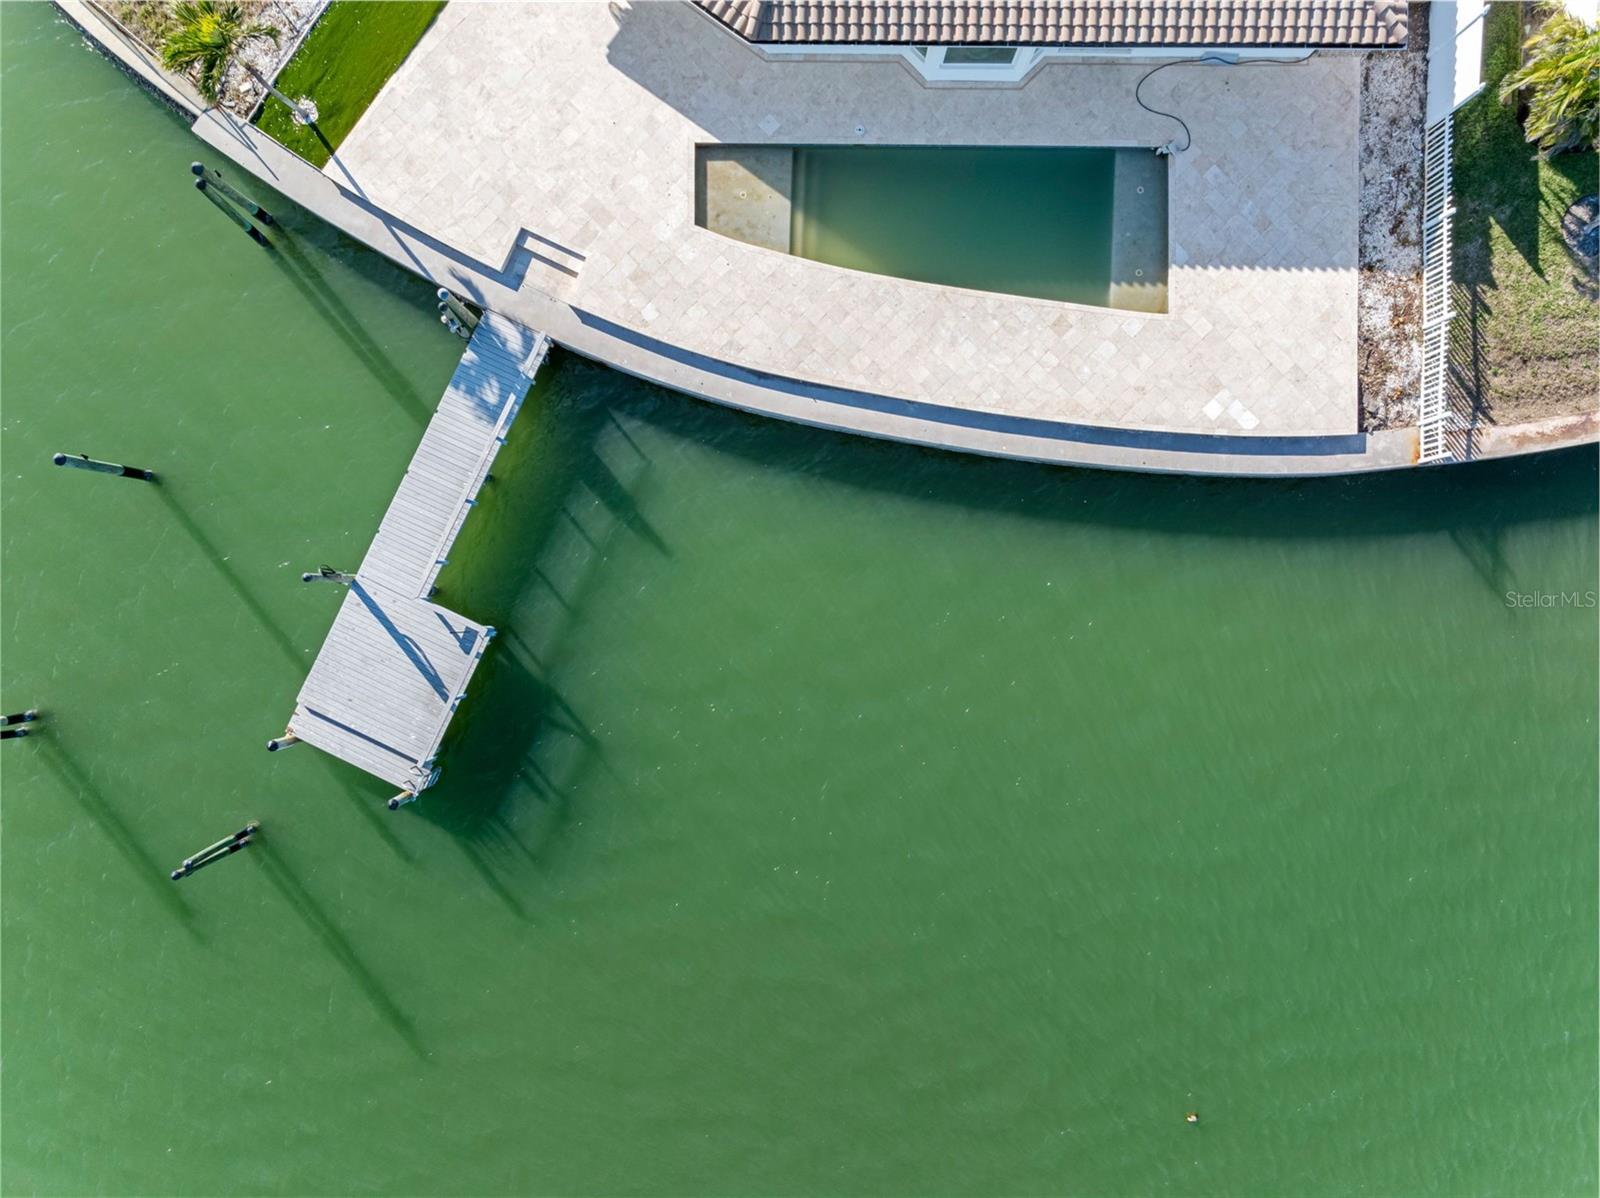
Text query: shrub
1497 9 1600 158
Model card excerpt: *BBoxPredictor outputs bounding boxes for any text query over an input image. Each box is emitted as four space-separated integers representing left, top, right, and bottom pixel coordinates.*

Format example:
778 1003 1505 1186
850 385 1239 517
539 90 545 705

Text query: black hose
1134 53 1318 154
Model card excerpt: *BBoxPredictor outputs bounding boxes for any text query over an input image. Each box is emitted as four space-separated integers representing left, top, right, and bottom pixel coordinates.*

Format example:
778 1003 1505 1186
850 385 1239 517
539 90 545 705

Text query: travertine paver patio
333 1 1363 436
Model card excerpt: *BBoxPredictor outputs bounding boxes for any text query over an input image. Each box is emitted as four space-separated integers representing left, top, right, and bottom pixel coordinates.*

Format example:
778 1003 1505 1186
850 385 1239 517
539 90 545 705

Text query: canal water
3 8 1596 1195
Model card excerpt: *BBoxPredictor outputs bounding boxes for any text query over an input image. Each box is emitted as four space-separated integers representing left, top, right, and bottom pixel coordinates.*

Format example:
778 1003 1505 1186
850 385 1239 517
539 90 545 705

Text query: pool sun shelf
281 311 550 804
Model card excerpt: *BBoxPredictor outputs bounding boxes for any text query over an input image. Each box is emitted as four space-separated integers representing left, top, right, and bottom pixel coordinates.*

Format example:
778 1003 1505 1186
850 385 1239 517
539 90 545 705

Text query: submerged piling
171 822 259 880
53 452 155 481
195 178 270 247
191 162 274 225
170 838 251 880
0 729 29 741
182 822 260 869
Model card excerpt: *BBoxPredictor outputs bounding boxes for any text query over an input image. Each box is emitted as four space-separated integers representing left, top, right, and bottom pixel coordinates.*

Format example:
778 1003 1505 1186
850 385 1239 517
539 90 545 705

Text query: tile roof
696 1 1409 47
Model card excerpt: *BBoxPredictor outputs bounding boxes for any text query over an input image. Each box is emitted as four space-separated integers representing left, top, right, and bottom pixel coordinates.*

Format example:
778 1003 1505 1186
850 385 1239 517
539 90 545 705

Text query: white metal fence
1418 113 1455 463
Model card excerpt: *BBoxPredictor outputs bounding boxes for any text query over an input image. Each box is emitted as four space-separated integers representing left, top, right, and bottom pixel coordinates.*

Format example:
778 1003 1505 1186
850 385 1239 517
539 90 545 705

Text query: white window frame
917 45 1038 81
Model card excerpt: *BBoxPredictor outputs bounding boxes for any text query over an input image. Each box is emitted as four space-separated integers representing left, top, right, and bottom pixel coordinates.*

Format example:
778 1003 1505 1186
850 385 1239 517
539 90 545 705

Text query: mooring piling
52 452 155 481
266 731 300 752
191 162 275 225
195 178 271 247
436 288 480 331
386 790 418 811
2 710 39 741
181 822 260 869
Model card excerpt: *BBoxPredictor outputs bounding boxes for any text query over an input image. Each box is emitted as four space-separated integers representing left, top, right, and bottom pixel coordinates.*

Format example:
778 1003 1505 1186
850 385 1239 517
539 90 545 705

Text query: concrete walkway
56 0 1596 476
339 1 1360 438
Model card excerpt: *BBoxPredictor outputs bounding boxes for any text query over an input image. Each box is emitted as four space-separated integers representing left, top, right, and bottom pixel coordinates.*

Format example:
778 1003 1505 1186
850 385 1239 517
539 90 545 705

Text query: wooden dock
284 311 551 799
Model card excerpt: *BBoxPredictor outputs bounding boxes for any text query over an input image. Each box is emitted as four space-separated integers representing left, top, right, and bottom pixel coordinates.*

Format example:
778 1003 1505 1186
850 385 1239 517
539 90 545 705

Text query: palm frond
1498 10 1600 157
158 0 280 105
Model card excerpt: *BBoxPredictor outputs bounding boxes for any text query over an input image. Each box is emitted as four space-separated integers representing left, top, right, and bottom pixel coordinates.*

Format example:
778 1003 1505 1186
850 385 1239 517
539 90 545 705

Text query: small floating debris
301 565 355 585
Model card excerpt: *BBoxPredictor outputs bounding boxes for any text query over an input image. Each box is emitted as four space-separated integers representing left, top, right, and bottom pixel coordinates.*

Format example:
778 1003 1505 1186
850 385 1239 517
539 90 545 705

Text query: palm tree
160 0 310 121
1498 9 1600 157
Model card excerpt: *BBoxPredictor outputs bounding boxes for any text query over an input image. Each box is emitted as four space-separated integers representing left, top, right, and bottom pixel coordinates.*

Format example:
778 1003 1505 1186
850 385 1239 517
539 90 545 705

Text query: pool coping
58 0 1600 478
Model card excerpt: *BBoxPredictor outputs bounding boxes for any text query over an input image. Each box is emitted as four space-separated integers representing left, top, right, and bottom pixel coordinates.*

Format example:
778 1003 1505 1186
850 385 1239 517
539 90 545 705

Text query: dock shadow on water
399 353 661 911
33 733 200 939
252 836 426 1059
372 349 1593 914
321 756 416 865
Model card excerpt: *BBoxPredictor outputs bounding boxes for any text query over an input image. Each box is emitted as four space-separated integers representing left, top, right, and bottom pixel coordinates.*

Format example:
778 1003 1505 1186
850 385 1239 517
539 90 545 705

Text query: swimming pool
696 144 1168 312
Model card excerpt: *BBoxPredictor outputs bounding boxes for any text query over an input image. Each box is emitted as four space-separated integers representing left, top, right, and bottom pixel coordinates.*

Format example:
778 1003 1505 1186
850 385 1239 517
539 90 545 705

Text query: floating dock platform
283 311 550 801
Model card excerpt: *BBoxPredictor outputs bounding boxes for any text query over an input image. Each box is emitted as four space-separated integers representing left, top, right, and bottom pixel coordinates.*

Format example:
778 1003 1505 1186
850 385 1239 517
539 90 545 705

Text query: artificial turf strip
254 0 446 168
1450 2 1599 420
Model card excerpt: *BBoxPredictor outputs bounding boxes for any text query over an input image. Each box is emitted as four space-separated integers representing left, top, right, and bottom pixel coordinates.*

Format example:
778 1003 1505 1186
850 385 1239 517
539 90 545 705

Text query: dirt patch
1356 4 1428 431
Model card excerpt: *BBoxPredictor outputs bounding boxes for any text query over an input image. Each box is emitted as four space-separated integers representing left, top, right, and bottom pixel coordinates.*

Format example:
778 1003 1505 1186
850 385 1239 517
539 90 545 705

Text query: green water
791 146 1118 305
4 9 1598 1195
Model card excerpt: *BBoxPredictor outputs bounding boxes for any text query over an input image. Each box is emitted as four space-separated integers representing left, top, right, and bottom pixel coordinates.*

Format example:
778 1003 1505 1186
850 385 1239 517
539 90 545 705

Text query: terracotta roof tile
698 0 1409 46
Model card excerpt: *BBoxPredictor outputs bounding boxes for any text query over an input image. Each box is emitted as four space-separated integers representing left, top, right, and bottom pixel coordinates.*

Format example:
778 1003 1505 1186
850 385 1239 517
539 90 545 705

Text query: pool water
699 144 1168 310
3 10 1596 1195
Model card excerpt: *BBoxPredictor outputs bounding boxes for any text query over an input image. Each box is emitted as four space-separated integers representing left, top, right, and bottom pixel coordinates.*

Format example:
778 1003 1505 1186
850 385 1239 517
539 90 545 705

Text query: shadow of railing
1444 279 1493 461
252 837 426 1058
33 733 201 939
270 232 435 427
317 756 415 864
155 483 306 677
348 581 449 700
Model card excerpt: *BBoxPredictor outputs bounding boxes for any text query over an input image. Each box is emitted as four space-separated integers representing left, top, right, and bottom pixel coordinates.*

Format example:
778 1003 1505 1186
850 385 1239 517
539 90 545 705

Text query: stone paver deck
335 1 1361 437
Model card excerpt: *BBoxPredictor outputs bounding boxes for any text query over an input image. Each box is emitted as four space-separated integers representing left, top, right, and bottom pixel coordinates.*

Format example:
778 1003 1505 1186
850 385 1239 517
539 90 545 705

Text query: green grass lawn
254 0 445 168
1450 2 1599 422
